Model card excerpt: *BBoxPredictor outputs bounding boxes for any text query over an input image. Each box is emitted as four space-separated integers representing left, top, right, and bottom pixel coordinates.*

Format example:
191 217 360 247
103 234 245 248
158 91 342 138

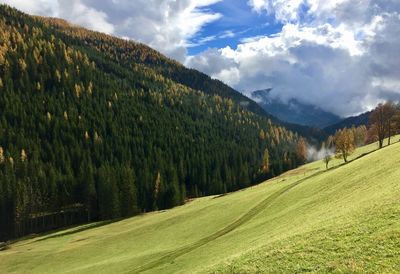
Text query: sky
1 0 400 117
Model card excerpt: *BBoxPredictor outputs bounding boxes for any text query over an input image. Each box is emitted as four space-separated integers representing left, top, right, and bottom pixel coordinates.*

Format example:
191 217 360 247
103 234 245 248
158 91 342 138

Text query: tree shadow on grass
30 218 123 243
3 221 119 249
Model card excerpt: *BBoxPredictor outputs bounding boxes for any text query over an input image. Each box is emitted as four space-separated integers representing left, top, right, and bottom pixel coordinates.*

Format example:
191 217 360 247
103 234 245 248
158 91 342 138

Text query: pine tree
119 166 138 217
78 161 97 221
261 148 270 174
0 147 4 163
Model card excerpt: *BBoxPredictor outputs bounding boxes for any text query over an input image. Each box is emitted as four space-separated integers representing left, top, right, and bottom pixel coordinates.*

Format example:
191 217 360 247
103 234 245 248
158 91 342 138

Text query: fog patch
307 146 335 161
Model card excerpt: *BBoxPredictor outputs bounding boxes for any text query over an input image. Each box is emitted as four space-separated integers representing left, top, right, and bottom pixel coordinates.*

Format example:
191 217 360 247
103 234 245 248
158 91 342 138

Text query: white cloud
220 30 236 38
0 0 222 62
187 1 400 116
83 0 222 61
0 0 58 15
58 0 115 34
248 0 304 22
0 0 114 34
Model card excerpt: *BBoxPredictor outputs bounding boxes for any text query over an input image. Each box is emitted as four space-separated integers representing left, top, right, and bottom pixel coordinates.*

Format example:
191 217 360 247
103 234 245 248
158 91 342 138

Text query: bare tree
395 104 400 140
386 102 397 145
365 124 378 144
369 102 397 148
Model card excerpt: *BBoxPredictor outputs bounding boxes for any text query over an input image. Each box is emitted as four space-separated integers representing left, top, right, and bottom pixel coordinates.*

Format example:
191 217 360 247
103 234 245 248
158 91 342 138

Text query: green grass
1 139 399 273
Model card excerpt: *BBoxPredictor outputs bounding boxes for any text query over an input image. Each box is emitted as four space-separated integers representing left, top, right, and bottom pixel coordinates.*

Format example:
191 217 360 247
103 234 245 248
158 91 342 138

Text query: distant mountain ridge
323 111 371 135
251 89 342 128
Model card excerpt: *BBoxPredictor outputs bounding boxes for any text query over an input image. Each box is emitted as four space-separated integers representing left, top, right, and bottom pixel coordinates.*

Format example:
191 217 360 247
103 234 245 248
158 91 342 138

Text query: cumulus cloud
248 0 304 22
58 0 115 34
0 0 115 34
0 0 58 15
0 0 221 62
187 0 400 116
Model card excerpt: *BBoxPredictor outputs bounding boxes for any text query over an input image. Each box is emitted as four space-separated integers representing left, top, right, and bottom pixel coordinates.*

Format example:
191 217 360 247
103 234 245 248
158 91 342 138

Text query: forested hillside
39 16 269 118
38 20 328 143
0 5 305 241
324 111 371 135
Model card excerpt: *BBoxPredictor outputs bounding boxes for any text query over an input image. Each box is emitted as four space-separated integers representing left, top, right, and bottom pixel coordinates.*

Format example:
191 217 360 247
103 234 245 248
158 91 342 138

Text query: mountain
251 89 341 128
323 111 371 135
0 5 305 241
1 138 399 273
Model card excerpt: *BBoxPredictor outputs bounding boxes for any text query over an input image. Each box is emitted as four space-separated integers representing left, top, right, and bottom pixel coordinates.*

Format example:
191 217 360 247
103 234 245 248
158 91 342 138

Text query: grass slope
0 139 399 273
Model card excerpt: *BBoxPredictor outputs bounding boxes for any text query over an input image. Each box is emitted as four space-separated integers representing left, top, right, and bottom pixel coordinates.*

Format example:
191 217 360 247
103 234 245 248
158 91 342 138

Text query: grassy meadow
0 138 399 273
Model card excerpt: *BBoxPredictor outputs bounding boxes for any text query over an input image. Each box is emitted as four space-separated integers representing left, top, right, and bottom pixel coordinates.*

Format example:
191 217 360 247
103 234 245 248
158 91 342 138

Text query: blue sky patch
187 0 283 56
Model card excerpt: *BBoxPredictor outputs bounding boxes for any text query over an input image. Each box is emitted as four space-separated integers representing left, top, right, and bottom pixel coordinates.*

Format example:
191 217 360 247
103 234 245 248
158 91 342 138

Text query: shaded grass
33 219 119 243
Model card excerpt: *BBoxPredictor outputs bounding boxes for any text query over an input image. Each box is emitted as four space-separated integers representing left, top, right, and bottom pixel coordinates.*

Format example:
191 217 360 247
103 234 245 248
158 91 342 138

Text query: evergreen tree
118 166 138 217
261 148 270 174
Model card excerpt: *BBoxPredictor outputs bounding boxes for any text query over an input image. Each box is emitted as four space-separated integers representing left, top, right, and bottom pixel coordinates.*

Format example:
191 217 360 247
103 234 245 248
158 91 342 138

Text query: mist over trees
323 152 332 169
322 126 366 164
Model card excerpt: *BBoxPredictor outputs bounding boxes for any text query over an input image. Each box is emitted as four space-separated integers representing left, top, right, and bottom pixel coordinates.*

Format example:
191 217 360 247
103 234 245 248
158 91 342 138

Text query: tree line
284 101 400 170
321 102 400 167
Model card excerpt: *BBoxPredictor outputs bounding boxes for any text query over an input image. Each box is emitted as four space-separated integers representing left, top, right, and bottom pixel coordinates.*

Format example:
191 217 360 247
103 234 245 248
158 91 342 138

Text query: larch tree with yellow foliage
334 128 355 163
